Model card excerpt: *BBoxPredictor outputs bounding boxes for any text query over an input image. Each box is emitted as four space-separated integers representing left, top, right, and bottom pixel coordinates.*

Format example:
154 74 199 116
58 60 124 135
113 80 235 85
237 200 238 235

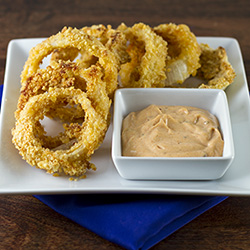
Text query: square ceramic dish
112 88 234 180
0 36 250 195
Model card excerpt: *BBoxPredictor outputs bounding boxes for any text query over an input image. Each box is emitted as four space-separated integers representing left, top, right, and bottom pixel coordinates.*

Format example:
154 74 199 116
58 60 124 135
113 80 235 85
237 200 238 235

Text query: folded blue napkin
0 84 227 250
35 194 227 250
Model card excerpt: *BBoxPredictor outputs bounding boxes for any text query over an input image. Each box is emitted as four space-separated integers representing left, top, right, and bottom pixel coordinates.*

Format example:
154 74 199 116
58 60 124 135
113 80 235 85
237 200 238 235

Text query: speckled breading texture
12 87 108 176
50 25 130 77
118 22 168 88
17 61 111 122
17 61 84 120
13 64 111 176
154 23 201 85
21 27 118 98
197 43 236 89
81 24 130 65
13 27 114 177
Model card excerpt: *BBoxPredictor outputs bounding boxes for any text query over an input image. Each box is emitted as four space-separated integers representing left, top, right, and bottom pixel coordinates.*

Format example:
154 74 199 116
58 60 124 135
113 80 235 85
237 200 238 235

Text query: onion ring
12 87 108 176
21 27 118 98
118 22 168 88
17 61 111 121
14 27 113 177
50 25 130 71
81 24 130 66
16 63 111 150
197 43 236 89
154 23 201 86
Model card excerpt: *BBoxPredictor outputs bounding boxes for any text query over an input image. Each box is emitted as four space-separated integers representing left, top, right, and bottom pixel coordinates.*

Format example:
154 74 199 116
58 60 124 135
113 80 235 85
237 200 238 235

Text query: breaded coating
197 43 236 89
118 22 168 88
154 23 201 86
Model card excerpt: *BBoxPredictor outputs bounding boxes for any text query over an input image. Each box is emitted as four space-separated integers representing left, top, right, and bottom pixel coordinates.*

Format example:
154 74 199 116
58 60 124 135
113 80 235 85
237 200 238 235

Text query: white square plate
0 37 250 195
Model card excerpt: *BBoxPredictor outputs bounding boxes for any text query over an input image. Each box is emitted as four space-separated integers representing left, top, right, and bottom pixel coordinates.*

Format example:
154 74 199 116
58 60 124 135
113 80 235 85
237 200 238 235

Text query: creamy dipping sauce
122 105 224 157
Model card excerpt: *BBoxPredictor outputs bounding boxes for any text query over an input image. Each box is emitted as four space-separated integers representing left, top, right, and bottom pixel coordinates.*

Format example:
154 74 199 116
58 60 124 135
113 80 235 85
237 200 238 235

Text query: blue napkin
0 84 227 250
35 194 227 250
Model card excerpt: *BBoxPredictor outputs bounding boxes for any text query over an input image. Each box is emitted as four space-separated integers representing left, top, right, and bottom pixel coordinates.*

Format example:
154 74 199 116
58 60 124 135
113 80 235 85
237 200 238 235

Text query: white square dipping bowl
111 88 234 180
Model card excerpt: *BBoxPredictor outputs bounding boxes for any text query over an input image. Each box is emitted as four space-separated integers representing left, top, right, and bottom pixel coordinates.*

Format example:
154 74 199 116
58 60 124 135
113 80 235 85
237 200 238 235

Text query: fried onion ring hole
12 87 108 176
154 23 201 86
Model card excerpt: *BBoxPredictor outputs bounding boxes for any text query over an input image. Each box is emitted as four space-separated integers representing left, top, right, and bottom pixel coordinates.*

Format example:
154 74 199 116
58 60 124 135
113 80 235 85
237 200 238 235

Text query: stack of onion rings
12 27 115 177
116 22 235 89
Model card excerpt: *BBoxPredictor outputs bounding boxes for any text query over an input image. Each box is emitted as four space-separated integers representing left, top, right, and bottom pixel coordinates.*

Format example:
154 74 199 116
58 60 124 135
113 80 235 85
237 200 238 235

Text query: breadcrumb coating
118 22 168 88
154 23 201 86
197 43 236 89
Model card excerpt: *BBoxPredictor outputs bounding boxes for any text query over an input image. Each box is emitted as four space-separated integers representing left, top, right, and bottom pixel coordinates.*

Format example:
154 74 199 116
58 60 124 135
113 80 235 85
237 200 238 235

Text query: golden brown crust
12 87 107 176
197 43 236 89
13 27 114 177
154 23 201 86
118 22 168 88
21 27 118 98
81 24 130 66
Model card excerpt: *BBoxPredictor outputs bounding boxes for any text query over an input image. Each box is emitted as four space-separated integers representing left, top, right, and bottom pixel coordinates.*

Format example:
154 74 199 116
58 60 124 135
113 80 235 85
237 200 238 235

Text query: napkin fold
35 194 227 250
0 84 227 250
